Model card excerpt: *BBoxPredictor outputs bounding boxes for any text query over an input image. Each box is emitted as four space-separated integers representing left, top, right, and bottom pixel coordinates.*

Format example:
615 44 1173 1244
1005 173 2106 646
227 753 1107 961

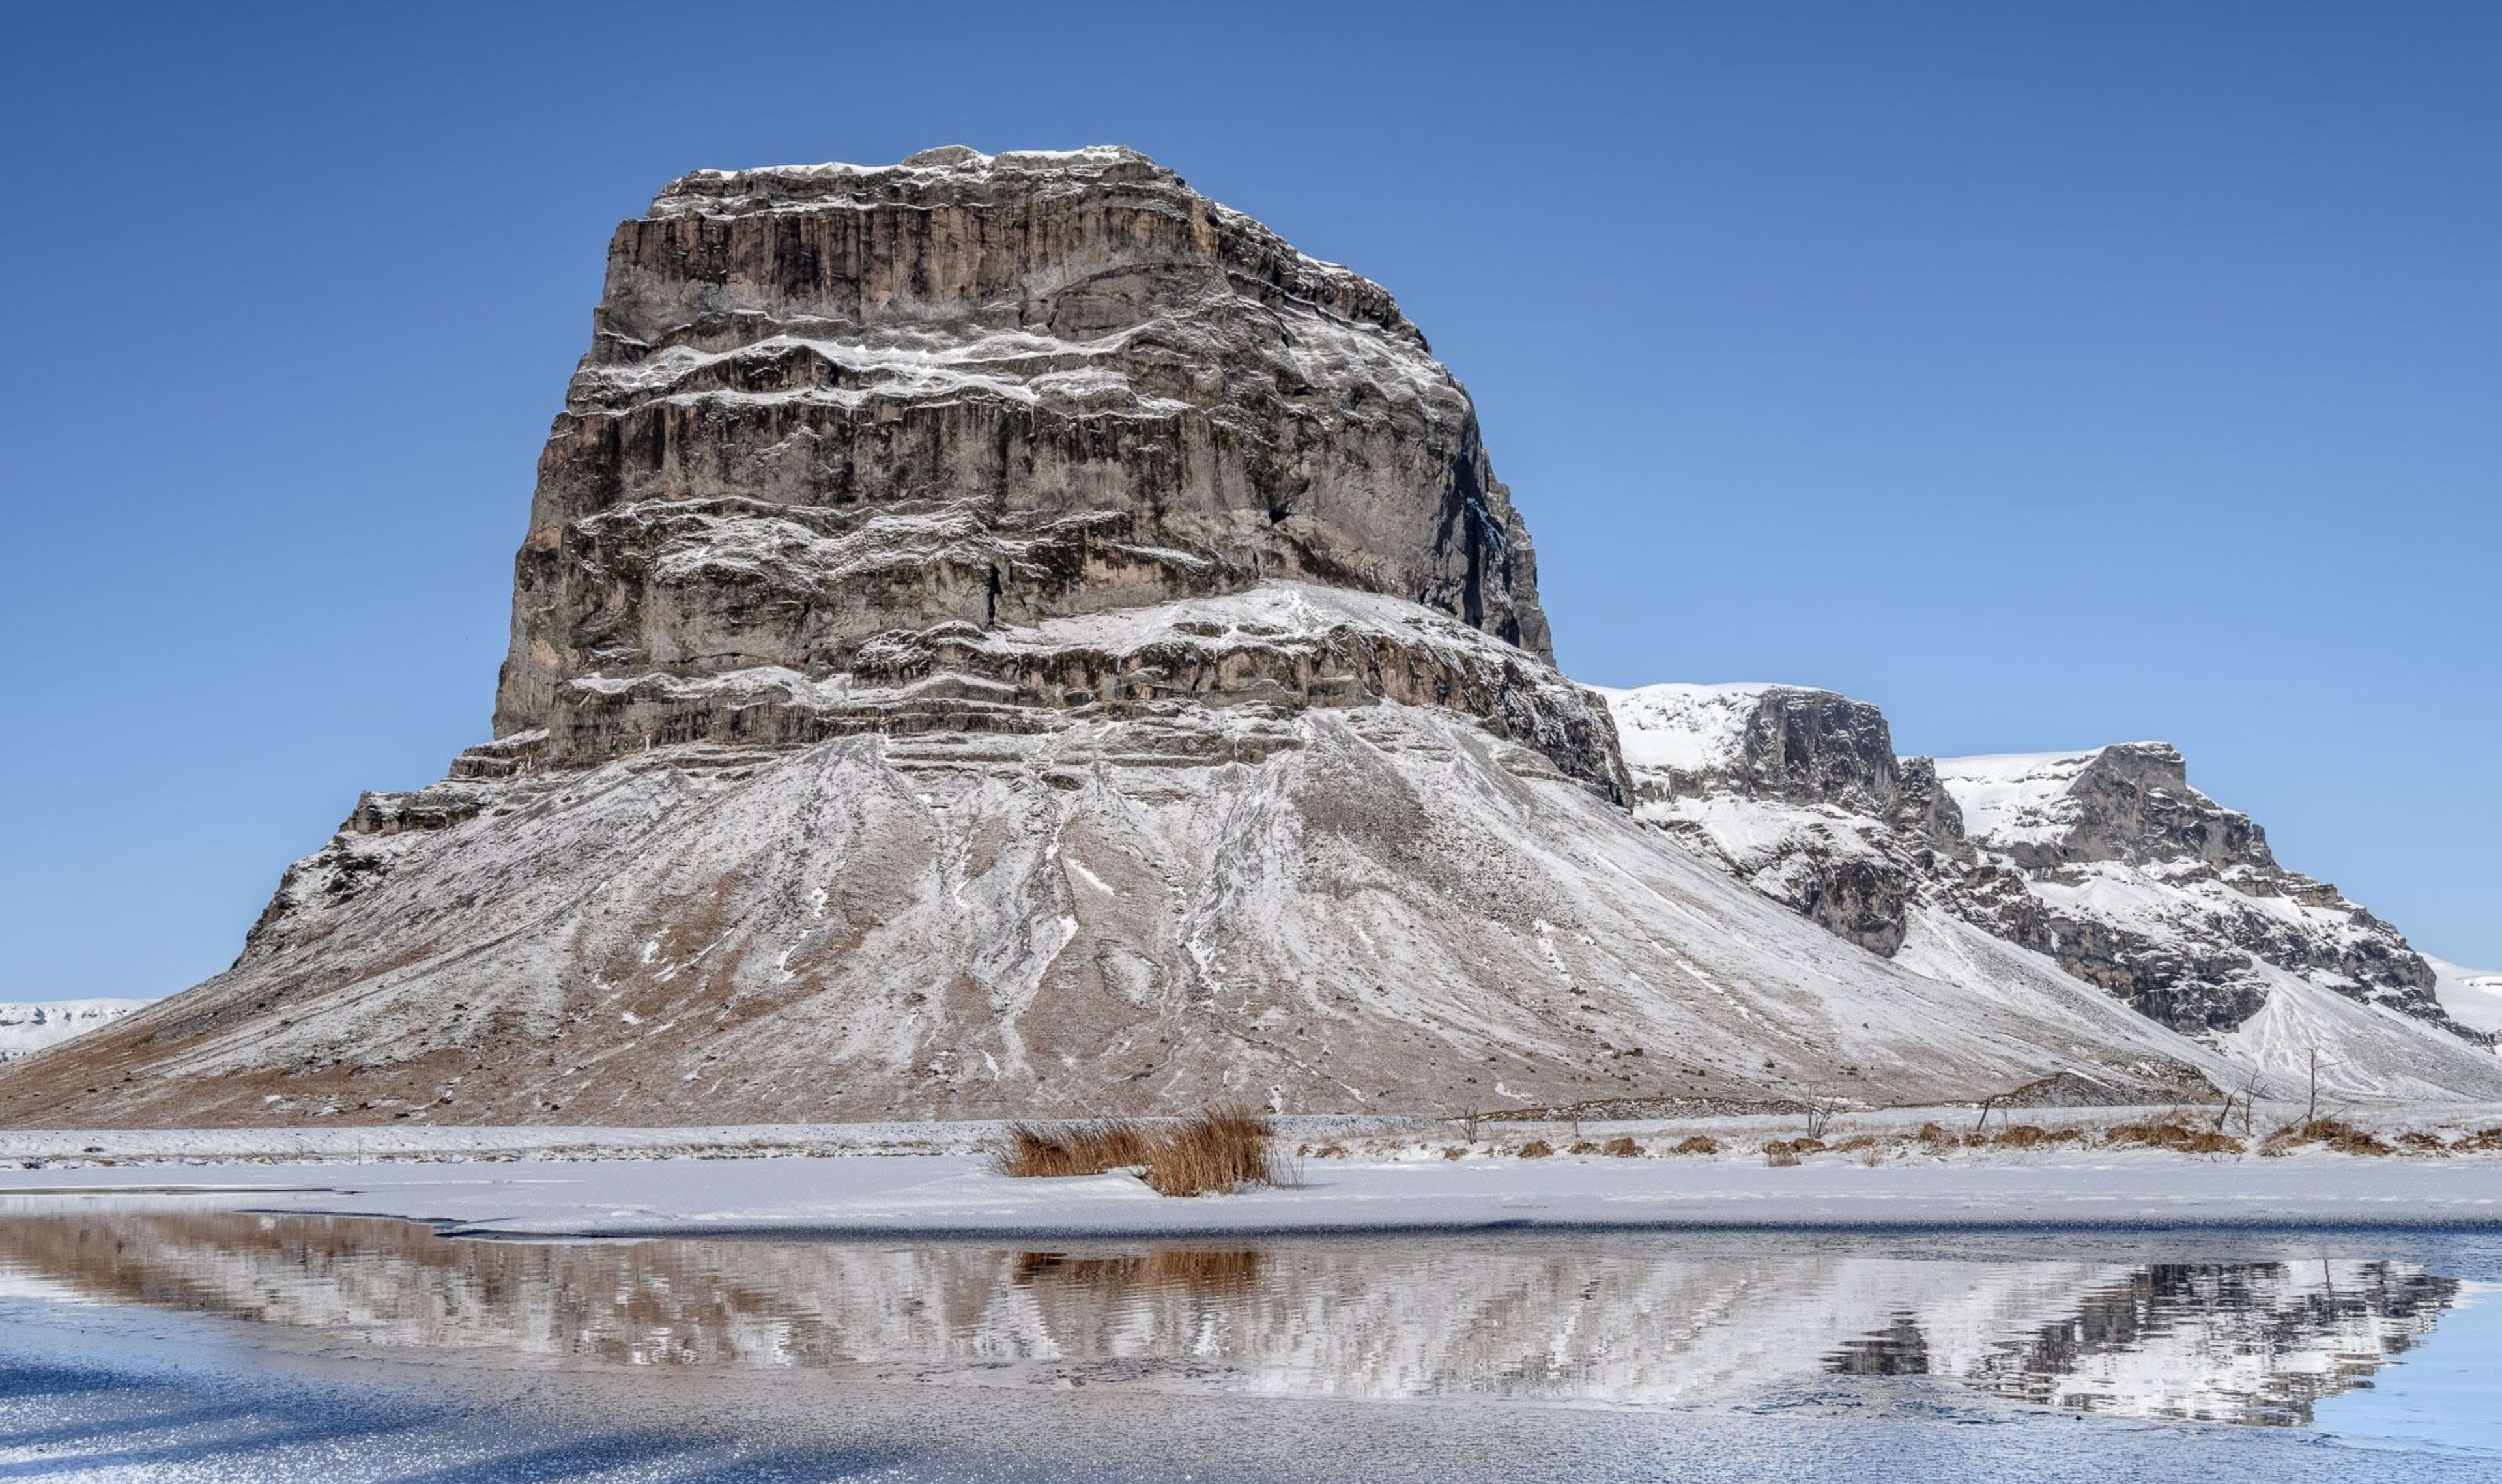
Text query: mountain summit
5 149 2493 1127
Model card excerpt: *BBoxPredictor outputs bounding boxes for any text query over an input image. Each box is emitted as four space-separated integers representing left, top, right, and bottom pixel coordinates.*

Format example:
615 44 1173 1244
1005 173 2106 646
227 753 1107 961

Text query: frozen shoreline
1 1104 2497 1240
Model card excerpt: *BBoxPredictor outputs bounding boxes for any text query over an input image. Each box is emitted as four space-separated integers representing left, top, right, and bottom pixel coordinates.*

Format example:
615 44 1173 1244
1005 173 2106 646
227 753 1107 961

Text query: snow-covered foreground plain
3 1104 2499 1237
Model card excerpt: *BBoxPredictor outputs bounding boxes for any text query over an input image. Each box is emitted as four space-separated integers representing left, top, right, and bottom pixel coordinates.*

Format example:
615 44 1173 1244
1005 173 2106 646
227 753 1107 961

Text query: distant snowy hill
0 1000 147 1063
1600 683 2502 1102
2427 957 2502 1036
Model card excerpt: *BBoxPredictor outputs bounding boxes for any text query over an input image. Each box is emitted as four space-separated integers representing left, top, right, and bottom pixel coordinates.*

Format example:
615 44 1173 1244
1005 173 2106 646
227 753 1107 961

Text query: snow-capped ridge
0 999 147 1063
1600 677 2495 1094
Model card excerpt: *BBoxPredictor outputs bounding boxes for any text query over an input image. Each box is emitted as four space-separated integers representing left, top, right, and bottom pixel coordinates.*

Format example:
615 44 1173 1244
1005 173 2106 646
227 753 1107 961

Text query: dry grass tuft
2105 1120 2243 1156
1143 1106 1287 1196
2264 1117 2395 1157
993 1118 1151 1178
1603 1136 1642 1158
996 1107 1287 1195
1517 1139 1555 1158
1669 1134 1720 1156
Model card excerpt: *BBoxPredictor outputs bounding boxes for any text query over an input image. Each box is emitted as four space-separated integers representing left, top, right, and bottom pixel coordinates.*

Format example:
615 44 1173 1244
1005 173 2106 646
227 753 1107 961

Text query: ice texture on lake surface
0 1215 2494 1465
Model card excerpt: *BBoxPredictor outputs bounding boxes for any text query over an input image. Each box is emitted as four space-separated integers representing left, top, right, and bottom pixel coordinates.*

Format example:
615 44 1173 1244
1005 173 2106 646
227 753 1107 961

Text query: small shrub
1669 1135 1720 1156
1603 1136 1641 1157
2105 1121 2243 1156
2310 1119 2394 1156
1518 1139 1555 1158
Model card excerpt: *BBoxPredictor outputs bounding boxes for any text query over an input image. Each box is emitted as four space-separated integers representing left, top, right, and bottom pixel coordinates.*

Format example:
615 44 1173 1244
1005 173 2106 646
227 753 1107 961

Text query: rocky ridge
1602 682 2498 1099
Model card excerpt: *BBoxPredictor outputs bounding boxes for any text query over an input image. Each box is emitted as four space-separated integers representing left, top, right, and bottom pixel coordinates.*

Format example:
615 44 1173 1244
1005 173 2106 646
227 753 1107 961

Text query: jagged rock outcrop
1603 683 2501 1099
1597 684 1962 956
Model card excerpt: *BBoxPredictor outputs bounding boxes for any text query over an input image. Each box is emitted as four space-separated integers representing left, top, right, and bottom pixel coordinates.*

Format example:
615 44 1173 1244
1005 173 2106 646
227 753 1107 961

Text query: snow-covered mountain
3 147 2490 1125
0 1000 144 1063
1600 683 2500 1100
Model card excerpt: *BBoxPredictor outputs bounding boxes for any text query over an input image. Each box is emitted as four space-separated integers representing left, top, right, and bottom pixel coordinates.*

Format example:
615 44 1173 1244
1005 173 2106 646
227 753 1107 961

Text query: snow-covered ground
2 1107 2496 1238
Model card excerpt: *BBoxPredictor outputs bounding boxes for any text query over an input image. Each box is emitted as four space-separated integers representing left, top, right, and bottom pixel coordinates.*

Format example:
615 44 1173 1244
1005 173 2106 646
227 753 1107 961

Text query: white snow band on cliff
3 147 2492 1127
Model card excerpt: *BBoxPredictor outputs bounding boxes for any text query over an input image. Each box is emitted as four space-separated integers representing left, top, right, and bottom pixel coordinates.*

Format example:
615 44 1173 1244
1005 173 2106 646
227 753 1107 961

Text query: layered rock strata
496 145 1554 770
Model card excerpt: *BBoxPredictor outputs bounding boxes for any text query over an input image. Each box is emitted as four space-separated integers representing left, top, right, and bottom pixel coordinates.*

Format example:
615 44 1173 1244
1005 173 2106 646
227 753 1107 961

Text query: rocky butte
5 146 2495 1128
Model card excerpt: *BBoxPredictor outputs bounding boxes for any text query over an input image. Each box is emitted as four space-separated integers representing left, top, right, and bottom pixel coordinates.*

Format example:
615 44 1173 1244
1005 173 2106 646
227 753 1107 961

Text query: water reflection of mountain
1832 1261 2459 1426
0 1214 2456 1424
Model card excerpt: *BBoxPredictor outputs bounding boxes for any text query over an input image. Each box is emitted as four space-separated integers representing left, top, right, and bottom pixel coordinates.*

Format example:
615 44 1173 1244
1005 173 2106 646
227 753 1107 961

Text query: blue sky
3 1 2495 999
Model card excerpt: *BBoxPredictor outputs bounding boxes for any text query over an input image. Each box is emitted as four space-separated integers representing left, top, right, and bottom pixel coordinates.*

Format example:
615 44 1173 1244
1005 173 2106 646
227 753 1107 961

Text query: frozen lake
0 1210 2494 1480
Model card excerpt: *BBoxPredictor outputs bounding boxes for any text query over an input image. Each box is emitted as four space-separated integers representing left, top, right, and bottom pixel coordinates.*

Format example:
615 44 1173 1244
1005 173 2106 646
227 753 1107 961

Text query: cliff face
495 145 1554 771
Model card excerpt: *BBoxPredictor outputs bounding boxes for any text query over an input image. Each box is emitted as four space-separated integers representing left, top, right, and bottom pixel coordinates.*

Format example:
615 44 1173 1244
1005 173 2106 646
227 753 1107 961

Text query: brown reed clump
2270 1117 2395 1156
1140 1106 1287 1197
992 1118 1151 1178
2104 1120 2243 1156
1603 1137 1642 1157
1669 1134 1720 1156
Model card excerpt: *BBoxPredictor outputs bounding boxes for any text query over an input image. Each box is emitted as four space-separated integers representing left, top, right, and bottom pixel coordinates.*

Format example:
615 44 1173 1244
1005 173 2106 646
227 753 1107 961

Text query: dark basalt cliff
496 145 1553 766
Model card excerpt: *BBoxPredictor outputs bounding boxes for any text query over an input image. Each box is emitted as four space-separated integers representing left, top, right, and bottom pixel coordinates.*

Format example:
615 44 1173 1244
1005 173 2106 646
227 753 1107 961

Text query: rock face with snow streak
1596 685 1964 956
495 145 1560 775
1603 683 2501 1100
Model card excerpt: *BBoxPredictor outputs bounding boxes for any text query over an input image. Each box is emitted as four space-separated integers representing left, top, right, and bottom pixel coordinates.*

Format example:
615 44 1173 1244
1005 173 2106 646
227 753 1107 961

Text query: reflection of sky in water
0 1212 2490 1457
2311 1282 2502 1459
